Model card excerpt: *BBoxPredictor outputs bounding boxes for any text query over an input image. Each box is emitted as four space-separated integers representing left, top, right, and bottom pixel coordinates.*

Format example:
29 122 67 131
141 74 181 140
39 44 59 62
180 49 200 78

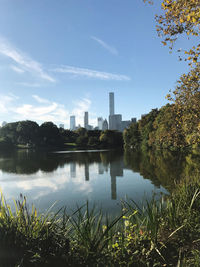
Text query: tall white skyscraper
109 92 114 116
84 112 89 129
70 115 76 130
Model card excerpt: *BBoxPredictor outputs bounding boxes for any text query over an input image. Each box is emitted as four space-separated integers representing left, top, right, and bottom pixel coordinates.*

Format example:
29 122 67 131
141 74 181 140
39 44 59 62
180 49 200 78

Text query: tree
39 122 62 146
100 130 123 148
16 120 39 145
167 66 200 146
123 123 141 149
155 0 200 148
156 0 200 65
0 122 19 144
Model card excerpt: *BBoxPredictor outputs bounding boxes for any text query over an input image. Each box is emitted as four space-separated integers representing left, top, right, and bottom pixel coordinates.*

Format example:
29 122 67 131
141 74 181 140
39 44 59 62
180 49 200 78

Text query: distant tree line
0 120 123 150
124 102 200 151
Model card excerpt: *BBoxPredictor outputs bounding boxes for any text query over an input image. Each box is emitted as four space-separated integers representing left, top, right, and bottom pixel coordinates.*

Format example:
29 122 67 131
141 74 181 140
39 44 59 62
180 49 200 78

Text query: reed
0 176 199 266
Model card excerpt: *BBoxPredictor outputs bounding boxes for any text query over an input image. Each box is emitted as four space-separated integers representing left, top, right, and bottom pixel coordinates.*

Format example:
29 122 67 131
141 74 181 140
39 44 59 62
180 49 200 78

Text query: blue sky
0 0 191 128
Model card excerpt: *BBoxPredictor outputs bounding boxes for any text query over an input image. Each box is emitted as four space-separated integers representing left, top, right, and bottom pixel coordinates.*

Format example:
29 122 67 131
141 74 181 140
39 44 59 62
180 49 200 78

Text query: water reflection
70 162 76 178
0 148 198 213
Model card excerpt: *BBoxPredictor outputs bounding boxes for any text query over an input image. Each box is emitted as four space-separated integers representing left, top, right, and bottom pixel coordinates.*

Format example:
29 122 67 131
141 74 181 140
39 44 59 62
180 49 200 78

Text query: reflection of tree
1 148 199 196
0 150 62 174
0 149 124 175
124 149 193 192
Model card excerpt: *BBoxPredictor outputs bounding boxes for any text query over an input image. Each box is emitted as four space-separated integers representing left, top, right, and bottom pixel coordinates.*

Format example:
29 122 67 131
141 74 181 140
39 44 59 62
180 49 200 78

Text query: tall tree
156 0 200 65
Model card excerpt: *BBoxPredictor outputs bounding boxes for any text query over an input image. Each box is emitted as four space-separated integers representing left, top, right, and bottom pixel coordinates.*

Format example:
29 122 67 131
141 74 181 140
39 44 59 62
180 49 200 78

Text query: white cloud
0 36 55 82
0 165 93 204
0 93 95 128
10 65 25 73
13 102 69 123
53 65 131 81
0 94 15 113
32 95 50 104
91 36 118 55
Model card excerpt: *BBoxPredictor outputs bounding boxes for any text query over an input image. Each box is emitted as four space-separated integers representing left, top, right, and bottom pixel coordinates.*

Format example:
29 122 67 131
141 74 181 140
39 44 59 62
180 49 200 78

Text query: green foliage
0 137 13 149
0 121 123 150
123 123 140 149
39 121 63 147
124 101 200 150
1 175 200 266
0 193 70 266
100 130 123 148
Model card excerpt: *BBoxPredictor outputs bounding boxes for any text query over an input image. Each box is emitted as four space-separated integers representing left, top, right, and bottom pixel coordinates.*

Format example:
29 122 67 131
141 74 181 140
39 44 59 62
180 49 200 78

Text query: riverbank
0 175 200 267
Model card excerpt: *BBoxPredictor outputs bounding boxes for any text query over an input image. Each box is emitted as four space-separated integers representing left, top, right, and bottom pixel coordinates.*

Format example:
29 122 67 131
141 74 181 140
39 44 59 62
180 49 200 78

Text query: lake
0 148 197 216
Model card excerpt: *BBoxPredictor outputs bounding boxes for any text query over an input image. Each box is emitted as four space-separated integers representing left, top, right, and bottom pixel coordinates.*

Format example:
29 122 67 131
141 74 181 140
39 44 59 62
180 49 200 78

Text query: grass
0 176 200 266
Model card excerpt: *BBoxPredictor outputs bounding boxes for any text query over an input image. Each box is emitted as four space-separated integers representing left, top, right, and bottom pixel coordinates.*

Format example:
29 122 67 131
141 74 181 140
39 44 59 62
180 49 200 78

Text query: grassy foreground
0 177 200 267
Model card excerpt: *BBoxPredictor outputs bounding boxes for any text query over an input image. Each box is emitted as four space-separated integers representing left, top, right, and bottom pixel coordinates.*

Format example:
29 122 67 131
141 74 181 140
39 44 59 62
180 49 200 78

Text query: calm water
0 148 198 215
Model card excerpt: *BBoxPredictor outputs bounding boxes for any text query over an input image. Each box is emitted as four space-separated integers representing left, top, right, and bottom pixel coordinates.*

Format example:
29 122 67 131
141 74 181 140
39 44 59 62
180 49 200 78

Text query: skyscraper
109 114 122 131
109 92 114 116
109 92 123 131
70 115 76 130
102 119 108 130
97 117 103 130
84 112 89 129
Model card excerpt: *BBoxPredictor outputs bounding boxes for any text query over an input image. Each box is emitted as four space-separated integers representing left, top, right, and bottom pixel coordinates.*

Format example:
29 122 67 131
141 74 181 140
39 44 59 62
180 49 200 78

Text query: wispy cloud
91 36 118 55
32 95 50 104
53 65 130 81
10 65 25 73
0 37 55 82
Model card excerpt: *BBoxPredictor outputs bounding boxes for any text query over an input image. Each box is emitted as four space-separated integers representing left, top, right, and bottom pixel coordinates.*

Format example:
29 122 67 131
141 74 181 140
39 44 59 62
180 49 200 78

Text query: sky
0 0 191 128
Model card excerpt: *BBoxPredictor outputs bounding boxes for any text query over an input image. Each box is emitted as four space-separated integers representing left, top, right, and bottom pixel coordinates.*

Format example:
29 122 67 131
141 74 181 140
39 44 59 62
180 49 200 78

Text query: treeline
0 120 123 149
124 102 200 151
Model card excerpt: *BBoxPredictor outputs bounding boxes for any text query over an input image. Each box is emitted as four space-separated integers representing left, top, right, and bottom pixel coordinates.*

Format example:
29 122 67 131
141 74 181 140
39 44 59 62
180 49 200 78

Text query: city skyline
65 92 135 131
0 0 191 128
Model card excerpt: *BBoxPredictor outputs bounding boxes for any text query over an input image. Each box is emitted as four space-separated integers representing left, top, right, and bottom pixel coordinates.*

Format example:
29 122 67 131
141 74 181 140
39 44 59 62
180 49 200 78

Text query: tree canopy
156 0 200 65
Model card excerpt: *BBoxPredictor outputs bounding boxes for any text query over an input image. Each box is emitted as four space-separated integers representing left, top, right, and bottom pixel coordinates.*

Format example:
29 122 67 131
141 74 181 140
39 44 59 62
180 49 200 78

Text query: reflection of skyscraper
111 175 117 200
70 162 76 178
84 112 89 129
70 116 76 130
109 92 114 116
98 162 105 174
110 160 123 177
85 163 89 181
110 159 124 200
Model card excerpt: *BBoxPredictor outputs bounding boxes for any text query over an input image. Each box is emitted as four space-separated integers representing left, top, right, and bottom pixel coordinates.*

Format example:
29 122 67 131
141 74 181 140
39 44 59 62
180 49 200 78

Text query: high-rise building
121 120 131 131
131 118 137 123
84 112 89 129
102 119 108 130
97 117 103 130
109 92 114 116
70 115 76 130
109 114 122 131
